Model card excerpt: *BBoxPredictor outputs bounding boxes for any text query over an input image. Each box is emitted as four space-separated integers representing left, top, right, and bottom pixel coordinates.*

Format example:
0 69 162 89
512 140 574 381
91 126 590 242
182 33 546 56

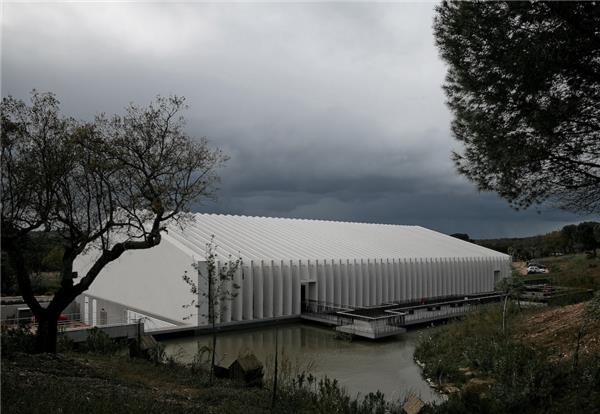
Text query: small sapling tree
496 273 524 336
182 236 242 384
573 293 600 369
271 327 279 409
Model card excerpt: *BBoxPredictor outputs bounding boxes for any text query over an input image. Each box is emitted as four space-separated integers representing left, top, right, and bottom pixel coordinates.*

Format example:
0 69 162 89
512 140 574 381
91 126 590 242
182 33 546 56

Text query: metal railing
303 293 505 338
335 312 406 337
301 299 352 315
402 304 471 325
1 312 139 333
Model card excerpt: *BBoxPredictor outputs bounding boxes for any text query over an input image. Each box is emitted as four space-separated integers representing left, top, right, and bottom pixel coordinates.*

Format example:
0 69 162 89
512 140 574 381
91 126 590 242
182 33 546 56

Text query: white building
75 214 511 329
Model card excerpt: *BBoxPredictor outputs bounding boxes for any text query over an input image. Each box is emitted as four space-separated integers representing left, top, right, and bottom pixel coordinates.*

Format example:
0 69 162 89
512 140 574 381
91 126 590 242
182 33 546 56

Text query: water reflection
162 323 441 403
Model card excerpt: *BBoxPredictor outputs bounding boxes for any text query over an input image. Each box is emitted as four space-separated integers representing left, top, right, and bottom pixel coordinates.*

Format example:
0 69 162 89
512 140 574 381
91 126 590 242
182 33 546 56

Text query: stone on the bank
403 393 425 414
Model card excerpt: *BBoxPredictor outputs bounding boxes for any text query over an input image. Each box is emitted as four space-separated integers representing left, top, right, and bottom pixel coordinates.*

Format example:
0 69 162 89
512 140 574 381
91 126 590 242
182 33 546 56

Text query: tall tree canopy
1 91 227 352
434 1 600 213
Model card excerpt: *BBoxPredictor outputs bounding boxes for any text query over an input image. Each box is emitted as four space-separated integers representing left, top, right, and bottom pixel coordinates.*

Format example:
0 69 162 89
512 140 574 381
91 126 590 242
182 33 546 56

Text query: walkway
301 292 505 339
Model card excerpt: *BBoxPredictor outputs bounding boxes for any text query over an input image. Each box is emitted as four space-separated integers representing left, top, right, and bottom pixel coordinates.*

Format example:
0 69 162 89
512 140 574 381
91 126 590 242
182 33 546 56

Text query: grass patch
1 353 215 414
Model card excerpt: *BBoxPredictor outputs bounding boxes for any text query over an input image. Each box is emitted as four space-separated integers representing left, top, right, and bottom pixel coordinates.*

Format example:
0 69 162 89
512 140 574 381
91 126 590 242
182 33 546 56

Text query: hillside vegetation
415 300 600 414
537 254 600 290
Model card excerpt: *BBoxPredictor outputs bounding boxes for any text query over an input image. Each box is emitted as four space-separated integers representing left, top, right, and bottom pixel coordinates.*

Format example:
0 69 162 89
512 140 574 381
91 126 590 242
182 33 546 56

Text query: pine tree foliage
434 1 600 213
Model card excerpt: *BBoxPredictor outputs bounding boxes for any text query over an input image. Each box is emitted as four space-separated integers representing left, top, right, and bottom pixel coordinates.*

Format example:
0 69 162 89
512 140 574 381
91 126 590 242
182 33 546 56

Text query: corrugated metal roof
163 213 509 261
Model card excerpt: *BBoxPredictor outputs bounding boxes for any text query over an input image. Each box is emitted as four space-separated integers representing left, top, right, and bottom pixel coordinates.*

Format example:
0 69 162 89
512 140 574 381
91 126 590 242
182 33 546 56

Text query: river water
161 323 441 403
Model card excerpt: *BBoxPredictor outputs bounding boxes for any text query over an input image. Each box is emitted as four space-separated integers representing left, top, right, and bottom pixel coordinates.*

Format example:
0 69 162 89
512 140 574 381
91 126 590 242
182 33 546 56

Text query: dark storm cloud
1 1 589 238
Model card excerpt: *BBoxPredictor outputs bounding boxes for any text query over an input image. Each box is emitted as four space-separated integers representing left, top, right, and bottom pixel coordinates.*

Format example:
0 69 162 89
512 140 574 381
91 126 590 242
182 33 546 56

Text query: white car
527 265 548 274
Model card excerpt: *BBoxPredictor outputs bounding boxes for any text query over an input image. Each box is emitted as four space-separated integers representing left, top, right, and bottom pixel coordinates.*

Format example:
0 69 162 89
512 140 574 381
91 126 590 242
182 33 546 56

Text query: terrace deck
302 293 505 339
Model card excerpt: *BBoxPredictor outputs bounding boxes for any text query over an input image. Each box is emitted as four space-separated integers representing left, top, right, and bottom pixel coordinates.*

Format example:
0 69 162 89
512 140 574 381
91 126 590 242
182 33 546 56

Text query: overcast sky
1 1 592 238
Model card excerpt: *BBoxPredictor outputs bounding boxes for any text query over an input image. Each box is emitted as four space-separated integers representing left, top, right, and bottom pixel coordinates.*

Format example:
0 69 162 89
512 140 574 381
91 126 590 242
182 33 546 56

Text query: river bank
413 301 600 413
2 319 446 413
1 345 417 414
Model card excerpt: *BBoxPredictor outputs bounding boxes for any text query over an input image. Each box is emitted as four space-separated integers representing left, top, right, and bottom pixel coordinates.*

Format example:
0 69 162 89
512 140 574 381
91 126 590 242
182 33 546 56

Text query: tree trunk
208 263 216 385
272 327 279 409
210 326 217 385
35 314 58 354
573 323 586 370
502 293 509 336
33 286 78 354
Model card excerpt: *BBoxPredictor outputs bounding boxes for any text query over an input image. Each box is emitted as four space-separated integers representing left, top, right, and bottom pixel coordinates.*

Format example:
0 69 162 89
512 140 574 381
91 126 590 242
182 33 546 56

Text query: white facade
76 214 511 328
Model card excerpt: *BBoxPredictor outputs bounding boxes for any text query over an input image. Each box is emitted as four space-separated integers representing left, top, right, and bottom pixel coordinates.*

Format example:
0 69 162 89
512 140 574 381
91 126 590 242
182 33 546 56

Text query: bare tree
496 274 524 336
182 236 242 384
1 91 227 353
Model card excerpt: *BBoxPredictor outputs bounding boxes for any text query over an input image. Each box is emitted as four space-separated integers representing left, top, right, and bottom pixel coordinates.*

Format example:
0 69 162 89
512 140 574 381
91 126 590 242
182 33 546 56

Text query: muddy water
161 323 441 403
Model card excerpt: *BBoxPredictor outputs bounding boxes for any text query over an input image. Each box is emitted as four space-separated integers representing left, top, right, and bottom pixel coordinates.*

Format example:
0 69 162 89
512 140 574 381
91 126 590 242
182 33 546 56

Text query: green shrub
82 327 124 354
274 372 403 414
56 334 75 353
146 341 166 364
1 326 35 356
547 289 594 306
424 389 498 414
